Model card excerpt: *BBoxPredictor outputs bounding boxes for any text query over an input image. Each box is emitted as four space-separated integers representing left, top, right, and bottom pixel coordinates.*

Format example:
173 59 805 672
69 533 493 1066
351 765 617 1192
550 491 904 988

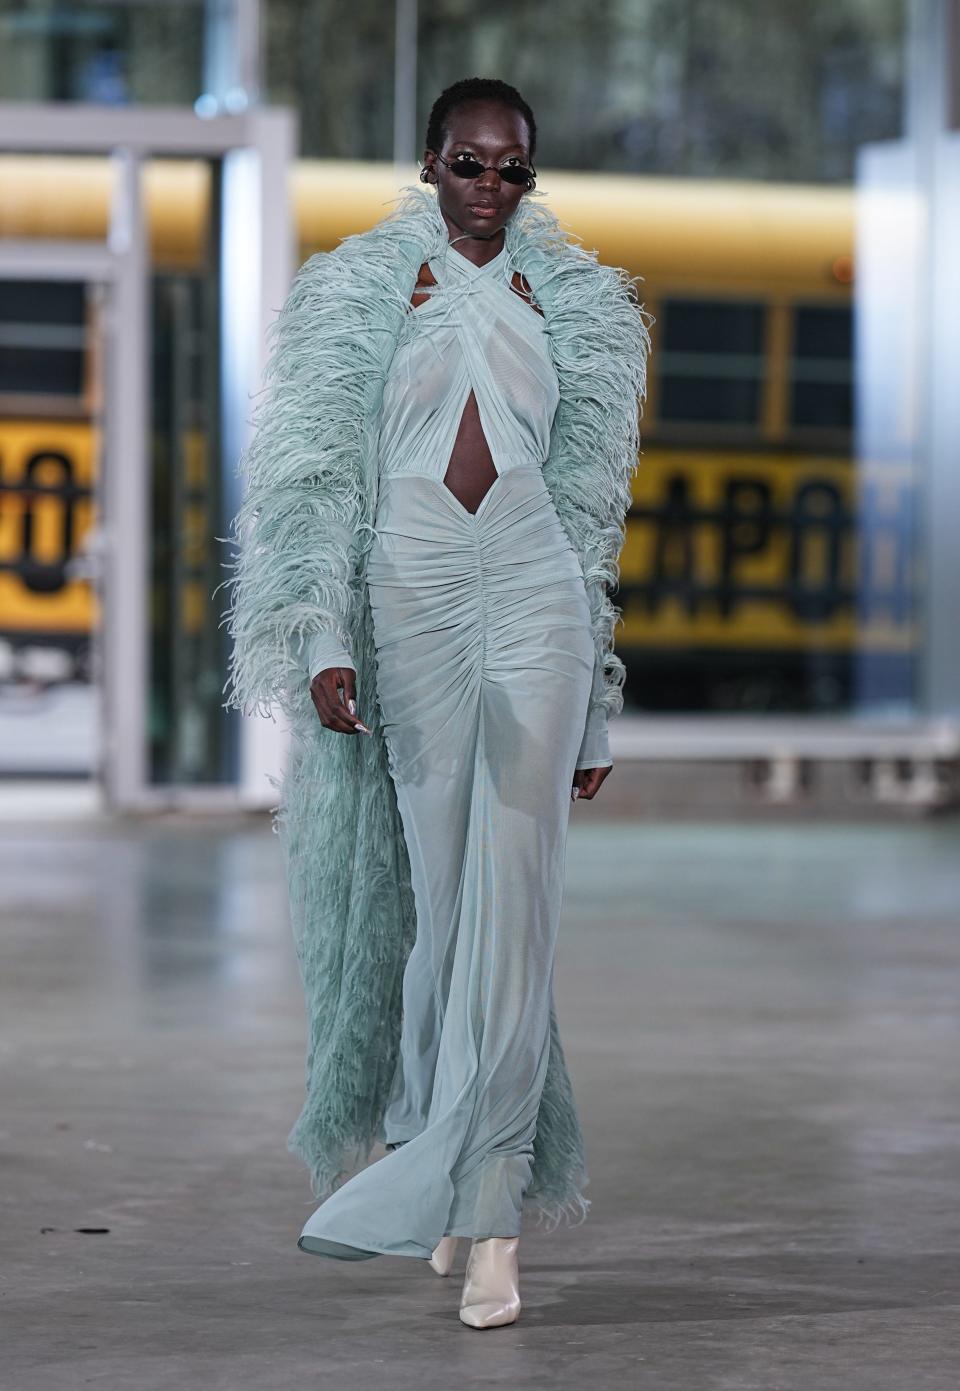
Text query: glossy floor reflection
3 815 960 1389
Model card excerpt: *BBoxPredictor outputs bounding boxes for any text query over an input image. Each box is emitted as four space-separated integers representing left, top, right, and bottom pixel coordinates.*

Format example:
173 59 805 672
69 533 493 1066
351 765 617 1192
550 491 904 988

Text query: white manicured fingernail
347 699 356 715
356 723 371 734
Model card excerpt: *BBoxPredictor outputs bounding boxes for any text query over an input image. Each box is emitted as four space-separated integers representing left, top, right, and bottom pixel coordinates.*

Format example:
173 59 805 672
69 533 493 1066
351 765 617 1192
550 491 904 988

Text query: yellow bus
0 157 912 713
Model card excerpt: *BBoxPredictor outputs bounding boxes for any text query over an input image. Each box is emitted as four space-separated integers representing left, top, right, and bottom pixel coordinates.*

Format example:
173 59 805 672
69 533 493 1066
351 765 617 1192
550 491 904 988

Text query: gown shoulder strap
510 271 544 317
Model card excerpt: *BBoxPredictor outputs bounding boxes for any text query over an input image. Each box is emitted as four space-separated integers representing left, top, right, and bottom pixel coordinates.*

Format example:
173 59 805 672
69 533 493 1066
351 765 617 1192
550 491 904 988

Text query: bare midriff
411 262 544 515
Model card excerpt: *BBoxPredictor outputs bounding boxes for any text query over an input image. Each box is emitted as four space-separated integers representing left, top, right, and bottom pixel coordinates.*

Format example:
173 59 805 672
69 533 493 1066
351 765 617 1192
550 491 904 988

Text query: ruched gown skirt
297 463 594 1260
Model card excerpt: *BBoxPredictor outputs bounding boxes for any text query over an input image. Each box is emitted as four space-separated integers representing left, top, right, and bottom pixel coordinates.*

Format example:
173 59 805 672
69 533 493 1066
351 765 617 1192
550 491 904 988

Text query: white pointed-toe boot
428 1235 459 1276
459 1236 521 1328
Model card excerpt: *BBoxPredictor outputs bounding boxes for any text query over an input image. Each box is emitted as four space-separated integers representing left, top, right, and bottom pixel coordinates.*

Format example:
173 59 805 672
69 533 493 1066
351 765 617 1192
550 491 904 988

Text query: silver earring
420 167 431 183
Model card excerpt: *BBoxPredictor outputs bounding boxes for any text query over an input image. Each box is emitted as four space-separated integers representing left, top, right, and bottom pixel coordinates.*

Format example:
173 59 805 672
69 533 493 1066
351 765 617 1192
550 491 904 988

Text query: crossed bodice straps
376 240 561 485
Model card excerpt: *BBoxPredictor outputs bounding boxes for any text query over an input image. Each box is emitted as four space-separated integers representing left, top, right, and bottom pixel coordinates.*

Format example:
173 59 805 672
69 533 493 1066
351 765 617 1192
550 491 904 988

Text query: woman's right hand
309 667 372 735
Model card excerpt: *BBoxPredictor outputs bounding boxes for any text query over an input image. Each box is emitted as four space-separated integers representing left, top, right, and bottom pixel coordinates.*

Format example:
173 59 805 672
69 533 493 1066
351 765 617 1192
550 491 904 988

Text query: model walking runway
298 240 597 1260
224 77 650 1327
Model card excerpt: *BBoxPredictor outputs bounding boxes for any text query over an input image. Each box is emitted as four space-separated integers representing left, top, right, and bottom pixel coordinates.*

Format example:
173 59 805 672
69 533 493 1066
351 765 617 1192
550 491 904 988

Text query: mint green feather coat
224 183 652 1228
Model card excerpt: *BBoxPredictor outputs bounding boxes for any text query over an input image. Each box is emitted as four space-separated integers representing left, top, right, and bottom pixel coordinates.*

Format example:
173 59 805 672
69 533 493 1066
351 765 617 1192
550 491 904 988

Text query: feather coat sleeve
527 232 653 770
222 253 368 718
571 268 652 771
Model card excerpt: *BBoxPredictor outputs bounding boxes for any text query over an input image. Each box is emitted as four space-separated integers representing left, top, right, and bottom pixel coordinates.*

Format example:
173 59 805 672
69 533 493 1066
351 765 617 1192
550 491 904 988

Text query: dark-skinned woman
225 76 651 1330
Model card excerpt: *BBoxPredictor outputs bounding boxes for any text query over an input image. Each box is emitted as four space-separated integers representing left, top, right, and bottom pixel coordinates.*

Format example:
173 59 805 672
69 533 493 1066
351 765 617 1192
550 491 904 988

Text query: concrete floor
3 813 960 1389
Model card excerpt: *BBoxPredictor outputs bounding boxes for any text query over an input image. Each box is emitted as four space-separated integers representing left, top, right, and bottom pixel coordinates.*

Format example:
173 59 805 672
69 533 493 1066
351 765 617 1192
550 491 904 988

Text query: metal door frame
0 102 295 809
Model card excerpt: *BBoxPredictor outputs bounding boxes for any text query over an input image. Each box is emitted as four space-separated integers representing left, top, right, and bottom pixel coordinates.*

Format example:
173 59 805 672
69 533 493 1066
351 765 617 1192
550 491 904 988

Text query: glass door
147 157 234 785
0 70 297 808
0 266 107 780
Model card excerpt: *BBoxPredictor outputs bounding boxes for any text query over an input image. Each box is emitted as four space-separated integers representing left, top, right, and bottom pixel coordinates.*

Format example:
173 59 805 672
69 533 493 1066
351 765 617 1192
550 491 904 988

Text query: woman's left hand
572 765 612 801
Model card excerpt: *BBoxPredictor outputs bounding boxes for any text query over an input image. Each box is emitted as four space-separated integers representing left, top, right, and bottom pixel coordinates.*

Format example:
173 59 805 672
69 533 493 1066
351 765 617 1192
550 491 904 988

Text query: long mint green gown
297 233 608 1261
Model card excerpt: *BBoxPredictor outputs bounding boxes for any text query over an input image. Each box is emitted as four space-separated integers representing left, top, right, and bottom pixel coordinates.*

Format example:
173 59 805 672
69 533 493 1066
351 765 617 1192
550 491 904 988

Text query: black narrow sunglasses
430 150 537 188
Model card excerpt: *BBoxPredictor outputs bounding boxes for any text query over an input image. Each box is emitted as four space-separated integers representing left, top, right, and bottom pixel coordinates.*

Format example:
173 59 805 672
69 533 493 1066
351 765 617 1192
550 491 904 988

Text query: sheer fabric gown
297 237 605 1261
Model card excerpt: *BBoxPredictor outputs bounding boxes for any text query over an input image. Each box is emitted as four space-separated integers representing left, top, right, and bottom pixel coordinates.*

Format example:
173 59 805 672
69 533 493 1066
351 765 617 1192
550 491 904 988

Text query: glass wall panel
0 153 234 782
147 158 231 785
0 273 102 774
266 0 904 178
0 0 205 105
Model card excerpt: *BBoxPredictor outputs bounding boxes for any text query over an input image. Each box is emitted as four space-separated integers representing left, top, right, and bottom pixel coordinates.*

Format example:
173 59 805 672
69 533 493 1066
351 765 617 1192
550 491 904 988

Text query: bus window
0 281 86 403
658 298 765 428
789 304 853 432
